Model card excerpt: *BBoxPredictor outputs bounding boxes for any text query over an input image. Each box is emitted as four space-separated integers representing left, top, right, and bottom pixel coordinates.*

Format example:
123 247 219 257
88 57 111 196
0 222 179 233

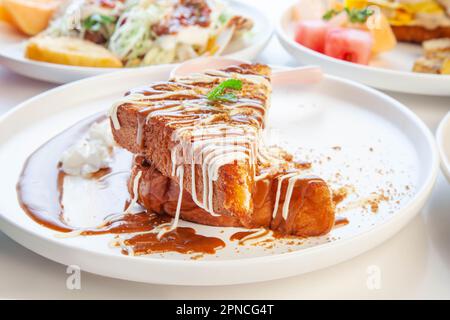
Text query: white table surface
0 1 449 299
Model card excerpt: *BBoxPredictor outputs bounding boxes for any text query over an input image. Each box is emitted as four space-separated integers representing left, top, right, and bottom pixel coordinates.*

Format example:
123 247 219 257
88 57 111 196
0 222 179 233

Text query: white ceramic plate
437 112 450 183
0 64 438 285
0 0 272 84
276 4 450 96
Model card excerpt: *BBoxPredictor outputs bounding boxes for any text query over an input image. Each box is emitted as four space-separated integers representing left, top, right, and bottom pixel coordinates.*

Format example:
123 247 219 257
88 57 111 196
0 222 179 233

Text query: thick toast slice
130 155 335 237
110 64 271 221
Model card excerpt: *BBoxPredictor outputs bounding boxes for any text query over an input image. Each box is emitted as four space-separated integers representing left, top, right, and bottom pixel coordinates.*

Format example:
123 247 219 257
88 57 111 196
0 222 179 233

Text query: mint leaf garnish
345 7 374 23
206 79 242 102
323 9 340 21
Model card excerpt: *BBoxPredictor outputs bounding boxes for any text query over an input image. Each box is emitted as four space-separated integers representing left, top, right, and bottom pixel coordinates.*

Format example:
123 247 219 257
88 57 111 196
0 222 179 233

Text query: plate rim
0 64 439 284
436 112 450 182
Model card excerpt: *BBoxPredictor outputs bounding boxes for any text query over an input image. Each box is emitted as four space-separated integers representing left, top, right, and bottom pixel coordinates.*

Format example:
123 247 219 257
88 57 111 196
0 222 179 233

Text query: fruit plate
0 0 272 84
0 64 438 286
276 4 450 96
437 112 450 183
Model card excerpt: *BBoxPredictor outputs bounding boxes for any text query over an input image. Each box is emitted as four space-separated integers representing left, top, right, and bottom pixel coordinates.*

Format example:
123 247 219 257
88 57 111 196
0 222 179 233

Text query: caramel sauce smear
16 115 226 257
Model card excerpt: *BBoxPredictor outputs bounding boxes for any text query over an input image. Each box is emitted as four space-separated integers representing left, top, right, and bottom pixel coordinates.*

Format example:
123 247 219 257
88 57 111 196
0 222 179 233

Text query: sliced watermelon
294 20 330 53
324 28 373 65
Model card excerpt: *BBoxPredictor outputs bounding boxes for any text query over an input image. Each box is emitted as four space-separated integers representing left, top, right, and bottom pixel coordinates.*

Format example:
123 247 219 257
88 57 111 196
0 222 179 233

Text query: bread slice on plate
423 37 450 59
413 38 450 74
413 57 443 73
25 36 123 68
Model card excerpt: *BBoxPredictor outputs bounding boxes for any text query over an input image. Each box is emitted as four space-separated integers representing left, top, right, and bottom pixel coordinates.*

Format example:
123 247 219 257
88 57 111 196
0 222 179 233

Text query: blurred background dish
437 112 450 183
277 0 450 95
0 0 60 36
0 0 273 83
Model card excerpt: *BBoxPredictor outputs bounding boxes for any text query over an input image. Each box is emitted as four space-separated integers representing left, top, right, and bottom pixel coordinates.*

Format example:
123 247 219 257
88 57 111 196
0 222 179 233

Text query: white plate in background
0 64 438 285
0 0 273 84
437 112 450 183
276 4 450 96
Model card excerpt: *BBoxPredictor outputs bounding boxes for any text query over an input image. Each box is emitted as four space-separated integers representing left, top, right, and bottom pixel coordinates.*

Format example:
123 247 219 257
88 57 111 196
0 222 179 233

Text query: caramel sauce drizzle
16 115 225 256
230 229 272 245
117 227 225 256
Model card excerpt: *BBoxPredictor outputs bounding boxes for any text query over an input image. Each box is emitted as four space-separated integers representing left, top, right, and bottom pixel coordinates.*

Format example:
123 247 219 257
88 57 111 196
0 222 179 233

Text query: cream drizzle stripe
239 228 273 245
282 175 302 220
125 170 142 214
110 90 198 130
272 172 300 219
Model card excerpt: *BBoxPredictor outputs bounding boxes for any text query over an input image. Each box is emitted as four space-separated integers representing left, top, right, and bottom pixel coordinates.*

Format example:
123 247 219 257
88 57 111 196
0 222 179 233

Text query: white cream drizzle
171 165 185 232
124 170 142 213
238 228 273 245
282 175 302 220
109 93 147 130
150 165 185 239
109 90 198 130
271 172 300 219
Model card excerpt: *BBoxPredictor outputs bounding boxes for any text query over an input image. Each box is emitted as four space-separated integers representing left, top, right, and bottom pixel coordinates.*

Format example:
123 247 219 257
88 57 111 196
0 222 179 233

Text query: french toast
111 63 335 237
111 63 271 221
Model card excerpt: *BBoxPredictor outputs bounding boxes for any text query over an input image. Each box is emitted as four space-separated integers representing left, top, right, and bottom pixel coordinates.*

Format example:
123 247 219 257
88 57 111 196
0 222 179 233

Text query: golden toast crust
392 25 450 43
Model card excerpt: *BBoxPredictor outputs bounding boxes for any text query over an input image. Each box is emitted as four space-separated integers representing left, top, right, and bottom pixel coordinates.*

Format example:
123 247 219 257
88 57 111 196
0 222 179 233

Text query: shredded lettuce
45 0 123 41
108 4 166 65
83 14 116 32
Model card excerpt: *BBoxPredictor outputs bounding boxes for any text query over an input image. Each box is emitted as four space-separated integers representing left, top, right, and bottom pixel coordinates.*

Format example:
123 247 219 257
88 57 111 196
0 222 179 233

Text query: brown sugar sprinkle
295 162 312 170
336 186 396 214
190 254 205 260
334 217 349 228
332 146 342 151
332 187 349 206
366 191 389 213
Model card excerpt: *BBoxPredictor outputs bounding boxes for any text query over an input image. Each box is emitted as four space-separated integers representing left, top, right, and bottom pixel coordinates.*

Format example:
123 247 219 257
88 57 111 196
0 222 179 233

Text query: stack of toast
109 63 335 237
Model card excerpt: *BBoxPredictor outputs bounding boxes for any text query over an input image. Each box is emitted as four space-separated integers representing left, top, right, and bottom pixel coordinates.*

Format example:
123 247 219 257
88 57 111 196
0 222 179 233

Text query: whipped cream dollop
60 120 115 177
